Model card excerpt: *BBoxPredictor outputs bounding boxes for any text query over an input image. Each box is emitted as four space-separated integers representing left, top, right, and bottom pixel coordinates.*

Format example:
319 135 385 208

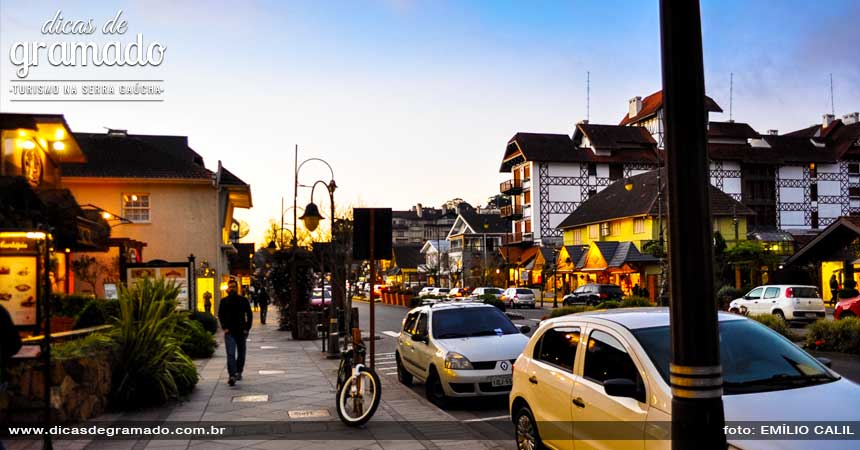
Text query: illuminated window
634 218 645 234
600 222 610 237
611 222 621 236
809 163 817 178
122 193 150 223
589 224 599 239
573 229 582 245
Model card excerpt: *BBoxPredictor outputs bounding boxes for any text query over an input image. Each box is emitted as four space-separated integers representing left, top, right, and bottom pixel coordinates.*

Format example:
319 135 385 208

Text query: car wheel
729 308 740 314
774 310 786 321
396 353 413 386
425 367 449 408
840 311 855 319
513 404 546 450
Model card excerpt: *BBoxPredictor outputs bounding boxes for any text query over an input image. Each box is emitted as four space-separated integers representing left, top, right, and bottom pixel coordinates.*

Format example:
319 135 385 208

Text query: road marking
378 352 396 356
462 415 510 422
382 331 400 338
382 371 398 376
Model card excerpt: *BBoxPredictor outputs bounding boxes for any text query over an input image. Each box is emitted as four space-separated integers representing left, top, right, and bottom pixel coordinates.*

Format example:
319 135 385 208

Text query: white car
472 287 504 299
502 287 536 309
418 286 437 297
510 307 858 450
729 285 826 322
395 303 531 407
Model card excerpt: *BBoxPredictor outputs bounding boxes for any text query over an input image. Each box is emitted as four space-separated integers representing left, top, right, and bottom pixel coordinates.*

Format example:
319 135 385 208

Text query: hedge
188 311 218 334
549 305 595 318
806 318 860 354
749 314 792 339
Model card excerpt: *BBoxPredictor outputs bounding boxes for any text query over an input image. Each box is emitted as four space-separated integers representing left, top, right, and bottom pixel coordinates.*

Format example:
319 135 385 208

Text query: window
524 190 531 204
524 220 532 233
849 163 859 175
589 224 599 239
610 222 621 236
809 163 817 178
811 211 819 229
850 187 860 199
600 222 610 237
609 164 623 181
403 312 419 334
583 330 641 392
763 287 780 299
431 307 517 339
634 218 645 234
415 313 428 336
122 193 150 222
535 327 580 372
573 229 582 245
523 164 531 180
587 163 597 176
810 183 818 202
746 287 763 299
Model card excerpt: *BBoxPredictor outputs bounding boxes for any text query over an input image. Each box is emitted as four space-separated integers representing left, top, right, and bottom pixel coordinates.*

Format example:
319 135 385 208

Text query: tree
71 255 113 294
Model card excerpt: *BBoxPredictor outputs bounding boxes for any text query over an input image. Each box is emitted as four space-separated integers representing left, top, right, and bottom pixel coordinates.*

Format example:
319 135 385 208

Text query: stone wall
1 349 113 423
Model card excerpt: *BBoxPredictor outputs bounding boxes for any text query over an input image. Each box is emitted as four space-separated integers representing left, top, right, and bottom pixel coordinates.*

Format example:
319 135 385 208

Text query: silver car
395 303 530 407
502 287 536 309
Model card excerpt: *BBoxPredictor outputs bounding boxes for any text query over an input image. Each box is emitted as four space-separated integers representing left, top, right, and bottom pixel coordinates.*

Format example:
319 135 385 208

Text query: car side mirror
520 325 531 334
816 357 832 368
603 378 638 399
411 332 428 343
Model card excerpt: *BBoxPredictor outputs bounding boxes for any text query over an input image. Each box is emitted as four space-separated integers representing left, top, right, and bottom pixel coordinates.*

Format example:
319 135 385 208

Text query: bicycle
335 329 381 426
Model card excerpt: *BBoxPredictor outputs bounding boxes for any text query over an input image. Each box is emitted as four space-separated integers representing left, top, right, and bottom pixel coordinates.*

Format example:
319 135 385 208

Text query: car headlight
444 352 473 370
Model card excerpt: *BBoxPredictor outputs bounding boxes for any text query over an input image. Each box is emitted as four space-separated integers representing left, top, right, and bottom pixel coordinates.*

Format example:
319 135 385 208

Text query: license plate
491 375 512 387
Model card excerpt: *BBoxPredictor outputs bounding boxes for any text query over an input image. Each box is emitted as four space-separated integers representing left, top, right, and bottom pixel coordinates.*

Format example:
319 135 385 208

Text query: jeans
224 333 247 378
260 304 268 324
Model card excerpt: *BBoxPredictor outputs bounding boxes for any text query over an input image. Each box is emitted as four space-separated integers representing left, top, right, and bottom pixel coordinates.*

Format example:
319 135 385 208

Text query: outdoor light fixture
54 128 65 140
102 211 112 220
20 139 35 150
52 141 66 151
624 178 634 191
300 202 324 232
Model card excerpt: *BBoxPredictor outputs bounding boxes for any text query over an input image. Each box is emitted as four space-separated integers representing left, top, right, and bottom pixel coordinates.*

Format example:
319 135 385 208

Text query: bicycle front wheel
336 367 381 426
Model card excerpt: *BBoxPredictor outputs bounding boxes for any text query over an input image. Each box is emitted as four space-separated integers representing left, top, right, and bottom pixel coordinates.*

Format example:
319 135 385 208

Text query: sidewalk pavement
6 310 510 450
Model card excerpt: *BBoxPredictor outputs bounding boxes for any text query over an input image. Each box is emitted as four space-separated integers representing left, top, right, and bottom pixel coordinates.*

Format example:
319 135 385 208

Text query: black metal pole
41 234 53 450
291 145 299 339
327 188 339 358
659 0 726 448
369 211 376 368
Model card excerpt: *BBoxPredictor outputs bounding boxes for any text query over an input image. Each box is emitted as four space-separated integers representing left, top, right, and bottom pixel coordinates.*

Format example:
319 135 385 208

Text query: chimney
415 203 423 218
768 129 779 136
823 113 835 128
843 112 859 125
628 96 643 119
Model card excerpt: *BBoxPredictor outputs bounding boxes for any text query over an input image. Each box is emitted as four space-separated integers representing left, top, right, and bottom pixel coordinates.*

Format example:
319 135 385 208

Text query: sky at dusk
2 0 859 245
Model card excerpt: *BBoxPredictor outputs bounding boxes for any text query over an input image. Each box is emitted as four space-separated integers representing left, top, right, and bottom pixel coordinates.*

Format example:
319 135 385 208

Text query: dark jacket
1 304 22 364
218 293 253 336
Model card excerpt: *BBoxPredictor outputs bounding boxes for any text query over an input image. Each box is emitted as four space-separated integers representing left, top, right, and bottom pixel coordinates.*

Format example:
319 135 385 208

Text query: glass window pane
583 329 639 385
535 327 580 372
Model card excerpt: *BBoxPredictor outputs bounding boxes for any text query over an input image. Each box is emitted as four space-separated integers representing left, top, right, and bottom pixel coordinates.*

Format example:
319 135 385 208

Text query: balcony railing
500 178 523 195
503 232 533 246
500 204 523 219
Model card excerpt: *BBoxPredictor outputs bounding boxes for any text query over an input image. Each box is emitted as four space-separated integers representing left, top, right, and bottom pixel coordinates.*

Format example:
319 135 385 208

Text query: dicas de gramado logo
9 10 166 78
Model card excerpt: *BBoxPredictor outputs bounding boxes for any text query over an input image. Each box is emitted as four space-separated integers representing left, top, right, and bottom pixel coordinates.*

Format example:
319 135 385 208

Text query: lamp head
328 179 337 194
300 202 324 231
624 178 634 191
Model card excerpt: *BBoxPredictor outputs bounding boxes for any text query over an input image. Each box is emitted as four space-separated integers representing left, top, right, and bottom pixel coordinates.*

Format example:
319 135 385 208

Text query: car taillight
514 295 519 299
785 288 793 298
600 292 608 299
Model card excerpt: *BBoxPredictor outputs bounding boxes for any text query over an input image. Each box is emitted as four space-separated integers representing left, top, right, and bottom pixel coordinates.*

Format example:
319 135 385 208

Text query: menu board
0 256 38 325
127 265 190 310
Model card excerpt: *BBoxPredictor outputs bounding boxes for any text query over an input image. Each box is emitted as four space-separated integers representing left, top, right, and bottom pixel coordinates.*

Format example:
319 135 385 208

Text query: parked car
729 285 826 322
510 307 858 450
395 303 530 407
309 287 332 309
501 287 536 309
430 287 450 297
562 283 623 306
471 287 504 299
448 287 471 298
835 294 860 319
418 286 437 297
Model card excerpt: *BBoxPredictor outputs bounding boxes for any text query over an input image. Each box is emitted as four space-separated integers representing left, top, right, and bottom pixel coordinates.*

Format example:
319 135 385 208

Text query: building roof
573 123 660 154
218 165 248 186
708 121 761 140
63 132 214 180
563 245 589 267
459 210 508 234
420 239 451 253
619 90 723 126
557 169 754 229
786 217 860 266
392 245 424 270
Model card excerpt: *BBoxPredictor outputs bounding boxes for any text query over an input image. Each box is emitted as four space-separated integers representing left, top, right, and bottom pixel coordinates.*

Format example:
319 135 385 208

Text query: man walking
218 279 252 386
257 284 270 325
830 274 840 307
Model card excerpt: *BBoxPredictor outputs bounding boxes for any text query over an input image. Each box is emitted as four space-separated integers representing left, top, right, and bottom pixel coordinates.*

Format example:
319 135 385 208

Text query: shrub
178 319 216 359
109 279 198 408
482 297 506 311
750 314 792 339
73 298 121 329
716 285 745 310
549 305 594 318
806 318 860 354
52 332 115 360
622 296 652 307
50 293 93 318
594 300 622 309
188 311 218 334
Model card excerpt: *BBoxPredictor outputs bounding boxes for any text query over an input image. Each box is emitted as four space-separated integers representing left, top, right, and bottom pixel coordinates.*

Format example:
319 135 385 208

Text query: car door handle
572 397 586 408
528 375 538 384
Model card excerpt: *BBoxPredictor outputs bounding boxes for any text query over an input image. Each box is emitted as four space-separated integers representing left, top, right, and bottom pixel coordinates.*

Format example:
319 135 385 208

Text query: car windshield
792 287 820 298
485 288 502 294
601 285 623 294
632 319 838 395
516 289 533 295
431 307 519 339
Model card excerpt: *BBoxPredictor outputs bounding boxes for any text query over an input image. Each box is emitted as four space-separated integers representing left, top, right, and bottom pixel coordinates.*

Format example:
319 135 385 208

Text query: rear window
438 288 450 293
486 288 503 294
600 285 623 294
516 288 533 294
791 287 820 298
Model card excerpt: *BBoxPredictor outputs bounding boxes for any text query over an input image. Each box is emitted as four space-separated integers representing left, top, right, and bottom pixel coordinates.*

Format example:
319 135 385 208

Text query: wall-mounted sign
103 282 118 300
126 263 190 309
0 231 44 327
